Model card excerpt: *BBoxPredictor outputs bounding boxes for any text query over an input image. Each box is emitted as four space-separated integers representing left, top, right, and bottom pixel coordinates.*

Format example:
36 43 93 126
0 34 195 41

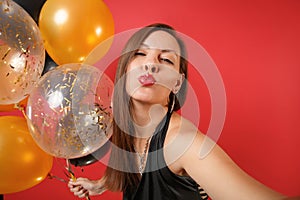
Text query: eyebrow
140 43 179 55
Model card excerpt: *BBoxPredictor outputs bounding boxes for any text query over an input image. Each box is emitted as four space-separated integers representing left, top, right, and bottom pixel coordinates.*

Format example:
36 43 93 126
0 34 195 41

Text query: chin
129 86 170 104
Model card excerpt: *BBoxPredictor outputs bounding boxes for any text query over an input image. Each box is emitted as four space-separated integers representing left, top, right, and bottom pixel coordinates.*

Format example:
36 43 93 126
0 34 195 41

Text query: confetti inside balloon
0 0 45 104
26 63 113 159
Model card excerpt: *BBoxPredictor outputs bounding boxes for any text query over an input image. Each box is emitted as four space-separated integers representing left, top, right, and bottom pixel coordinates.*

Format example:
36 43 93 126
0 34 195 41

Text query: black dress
123 110 209 200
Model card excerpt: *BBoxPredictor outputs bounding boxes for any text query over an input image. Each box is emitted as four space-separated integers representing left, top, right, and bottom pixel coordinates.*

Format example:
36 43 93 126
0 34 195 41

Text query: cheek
127 59 141 71
154 66 180 90
125 67 142 96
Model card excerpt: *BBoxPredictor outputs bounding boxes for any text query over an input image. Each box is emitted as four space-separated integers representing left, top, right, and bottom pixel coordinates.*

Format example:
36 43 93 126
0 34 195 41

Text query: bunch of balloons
0 0 115 194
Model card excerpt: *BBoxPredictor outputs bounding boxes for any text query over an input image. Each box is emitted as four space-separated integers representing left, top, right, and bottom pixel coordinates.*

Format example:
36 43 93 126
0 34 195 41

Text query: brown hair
103 23 188 192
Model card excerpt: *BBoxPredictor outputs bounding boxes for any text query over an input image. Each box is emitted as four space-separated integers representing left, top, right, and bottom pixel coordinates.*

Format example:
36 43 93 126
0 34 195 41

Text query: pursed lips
138 73 156 86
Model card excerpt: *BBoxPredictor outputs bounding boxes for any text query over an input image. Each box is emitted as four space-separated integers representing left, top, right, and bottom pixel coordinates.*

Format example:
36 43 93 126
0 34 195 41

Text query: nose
143 64 159 74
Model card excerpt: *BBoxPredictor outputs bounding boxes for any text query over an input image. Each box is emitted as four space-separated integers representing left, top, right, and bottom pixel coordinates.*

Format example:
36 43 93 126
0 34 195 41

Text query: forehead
142 30 180 55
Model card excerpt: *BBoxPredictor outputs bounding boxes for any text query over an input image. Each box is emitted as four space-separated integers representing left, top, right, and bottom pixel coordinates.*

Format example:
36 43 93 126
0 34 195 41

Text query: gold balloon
84 35 114 66
0 0 45 104
0 116 53 194
38 0 115 65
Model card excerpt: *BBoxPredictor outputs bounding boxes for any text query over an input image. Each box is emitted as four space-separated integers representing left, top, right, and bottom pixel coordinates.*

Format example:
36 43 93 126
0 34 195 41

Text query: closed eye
134 52 146 56
160 58 174 65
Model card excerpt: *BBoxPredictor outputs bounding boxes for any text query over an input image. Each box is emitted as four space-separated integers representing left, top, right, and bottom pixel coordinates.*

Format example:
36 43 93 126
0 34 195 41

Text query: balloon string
66 159 91 200
47 173 68 183
14 102 28 120
47 158 71 183
47 159 91 199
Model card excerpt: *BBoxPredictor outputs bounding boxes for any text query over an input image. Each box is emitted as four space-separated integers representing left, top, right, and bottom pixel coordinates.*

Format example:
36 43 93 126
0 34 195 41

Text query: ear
172 73 185 94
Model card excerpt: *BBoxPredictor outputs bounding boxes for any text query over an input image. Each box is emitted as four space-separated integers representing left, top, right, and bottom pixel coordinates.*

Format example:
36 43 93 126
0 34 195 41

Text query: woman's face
125 30 183 106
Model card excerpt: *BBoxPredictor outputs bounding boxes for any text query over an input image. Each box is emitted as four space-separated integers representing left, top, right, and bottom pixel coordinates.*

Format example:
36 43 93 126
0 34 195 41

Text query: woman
69 23 298 200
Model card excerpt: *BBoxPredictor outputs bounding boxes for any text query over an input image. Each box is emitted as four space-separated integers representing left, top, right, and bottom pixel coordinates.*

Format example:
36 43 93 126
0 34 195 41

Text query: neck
131 99 167 138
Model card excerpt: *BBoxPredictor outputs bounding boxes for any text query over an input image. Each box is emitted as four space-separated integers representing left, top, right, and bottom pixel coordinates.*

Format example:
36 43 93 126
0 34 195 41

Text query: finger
75 177 89 183
74 187 84 196
79 193 88 199
70 185 84 193
68 179 84 187
68 182 75 188
68 180 78 186
77 189 88 198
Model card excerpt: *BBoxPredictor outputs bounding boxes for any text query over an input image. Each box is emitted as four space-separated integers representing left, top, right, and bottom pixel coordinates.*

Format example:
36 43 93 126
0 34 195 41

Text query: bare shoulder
164 112 206 169
167 112 203 137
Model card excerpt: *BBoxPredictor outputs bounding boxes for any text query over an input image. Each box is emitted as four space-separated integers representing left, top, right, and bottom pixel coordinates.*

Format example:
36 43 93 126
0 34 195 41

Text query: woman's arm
68 177 106 198
169 128 287 200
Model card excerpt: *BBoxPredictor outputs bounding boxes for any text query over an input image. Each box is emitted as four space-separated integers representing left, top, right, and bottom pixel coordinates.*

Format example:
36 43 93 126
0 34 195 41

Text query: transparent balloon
26 63 113 159
0 0 45 104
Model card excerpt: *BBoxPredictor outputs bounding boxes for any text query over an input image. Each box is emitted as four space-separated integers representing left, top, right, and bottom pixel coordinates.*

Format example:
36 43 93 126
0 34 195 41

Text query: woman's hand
68 177 106 198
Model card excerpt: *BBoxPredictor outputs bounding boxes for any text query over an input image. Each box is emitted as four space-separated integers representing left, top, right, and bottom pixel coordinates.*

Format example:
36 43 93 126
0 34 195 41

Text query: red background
2 0 300 199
